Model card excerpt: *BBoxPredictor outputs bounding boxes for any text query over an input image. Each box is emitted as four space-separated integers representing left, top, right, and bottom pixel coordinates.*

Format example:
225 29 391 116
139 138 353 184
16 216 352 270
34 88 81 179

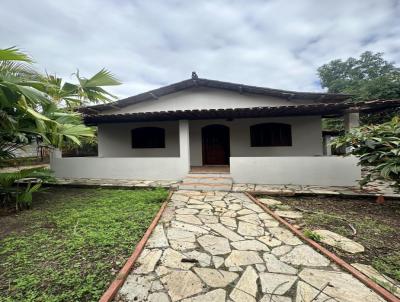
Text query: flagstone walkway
114 190 387 302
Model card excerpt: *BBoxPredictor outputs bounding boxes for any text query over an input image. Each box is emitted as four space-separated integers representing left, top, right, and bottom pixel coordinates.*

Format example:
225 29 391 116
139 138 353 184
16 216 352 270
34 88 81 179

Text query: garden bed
257 194 400 296
0 187 168 302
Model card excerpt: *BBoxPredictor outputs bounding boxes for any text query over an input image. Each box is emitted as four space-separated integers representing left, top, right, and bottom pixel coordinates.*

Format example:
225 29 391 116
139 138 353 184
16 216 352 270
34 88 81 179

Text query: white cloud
1 0 399 98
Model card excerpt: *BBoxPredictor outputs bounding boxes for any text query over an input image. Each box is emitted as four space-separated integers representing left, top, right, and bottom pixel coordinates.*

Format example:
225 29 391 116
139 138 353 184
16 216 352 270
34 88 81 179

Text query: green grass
372 253 400 283
302 211 399 282
303 229 322 242
0 188 168 302
303 212 395 246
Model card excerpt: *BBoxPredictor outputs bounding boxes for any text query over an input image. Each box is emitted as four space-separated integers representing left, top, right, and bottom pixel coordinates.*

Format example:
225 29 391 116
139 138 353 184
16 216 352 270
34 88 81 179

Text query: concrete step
179 172 233 191
183 176 233 184
179 182 232 191
188 173 231 178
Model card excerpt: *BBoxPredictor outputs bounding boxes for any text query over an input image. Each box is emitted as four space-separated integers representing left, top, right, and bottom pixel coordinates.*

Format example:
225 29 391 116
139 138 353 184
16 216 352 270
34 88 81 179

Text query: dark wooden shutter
131 127 165 148
250 123 292 147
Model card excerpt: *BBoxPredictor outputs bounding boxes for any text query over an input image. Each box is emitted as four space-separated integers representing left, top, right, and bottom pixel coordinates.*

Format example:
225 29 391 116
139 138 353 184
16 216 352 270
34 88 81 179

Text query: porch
51 113 361 187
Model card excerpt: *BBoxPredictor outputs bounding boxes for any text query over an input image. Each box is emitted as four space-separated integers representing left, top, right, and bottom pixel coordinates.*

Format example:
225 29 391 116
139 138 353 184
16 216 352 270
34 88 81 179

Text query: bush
0 168 53 210
332 116 400 192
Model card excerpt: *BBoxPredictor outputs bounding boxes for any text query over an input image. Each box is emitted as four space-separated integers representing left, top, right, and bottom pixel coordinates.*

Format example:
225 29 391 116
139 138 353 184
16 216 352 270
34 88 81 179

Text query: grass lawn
0 187 168 302
261 195 400 287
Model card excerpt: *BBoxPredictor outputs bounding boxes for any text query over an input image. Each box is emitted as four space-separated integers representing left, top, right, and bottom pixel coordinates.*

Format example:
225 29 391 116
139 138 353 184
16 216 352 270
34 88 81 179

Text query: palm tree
44 68 121 108
0 46 121 158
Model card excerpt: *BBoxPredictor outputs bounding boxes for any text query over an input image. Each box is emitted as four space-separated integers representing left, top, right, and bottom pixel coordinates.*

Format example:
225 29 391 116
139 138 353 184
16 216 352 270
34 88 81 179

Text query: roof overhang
78 77 352 114
83 99 400 125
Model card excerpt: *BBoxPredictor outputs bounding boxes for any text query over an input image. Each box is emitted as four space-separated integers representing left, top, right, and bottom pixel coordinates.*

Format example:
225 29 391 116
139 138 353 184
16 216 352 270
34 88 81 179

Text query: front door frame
201 124 230 165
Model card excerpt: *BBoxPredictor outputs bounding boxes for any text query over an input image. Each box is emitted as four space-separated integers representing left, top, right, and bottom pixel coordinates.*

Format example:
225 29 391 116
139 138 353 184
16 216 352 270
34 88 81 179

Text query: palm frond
80 68 121 87
0 47 32 62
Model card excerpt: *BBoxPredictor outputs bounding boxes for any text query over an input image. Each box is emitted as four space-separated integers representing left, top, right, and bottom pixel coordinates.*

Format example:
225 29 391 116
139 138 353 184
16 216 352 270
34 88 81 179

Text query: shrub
332 116 400 192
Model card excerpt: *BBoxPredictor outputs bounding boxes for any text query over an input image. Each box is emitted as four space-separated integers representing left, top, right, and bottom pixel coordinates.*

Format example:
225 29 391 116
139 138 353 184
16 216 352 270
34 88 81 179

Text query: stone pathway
232 183 399 198
49 178 399 198
51 178 179 188
115 190 385 302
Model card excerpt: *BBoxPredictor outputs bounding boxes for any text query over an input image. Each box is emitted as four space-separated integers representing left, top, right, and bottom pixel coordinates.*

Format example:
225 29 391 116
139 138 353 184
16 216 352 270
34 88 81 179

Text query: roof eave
82 99 400 126
77 77 352 114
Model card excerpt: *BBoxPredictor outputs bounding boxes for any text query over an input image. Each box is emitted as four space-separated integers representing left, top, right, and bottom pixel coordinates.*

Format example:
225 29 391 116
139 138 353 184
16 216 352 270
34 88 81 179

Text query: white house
50 74 400 186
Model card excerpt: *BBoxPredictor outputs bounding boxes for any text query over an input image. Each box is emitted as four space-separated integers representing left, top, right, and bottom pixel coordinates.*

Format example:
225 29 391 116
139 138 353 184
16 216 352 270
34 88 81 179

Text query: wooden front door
202 125 230 165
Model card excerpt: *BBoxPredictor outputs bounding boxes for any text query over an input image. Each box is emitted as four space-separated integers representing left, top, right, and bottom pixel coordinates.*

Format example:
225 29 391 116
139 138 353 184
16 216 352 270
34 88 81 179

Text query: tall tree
318 52 400 126
318 51 400 100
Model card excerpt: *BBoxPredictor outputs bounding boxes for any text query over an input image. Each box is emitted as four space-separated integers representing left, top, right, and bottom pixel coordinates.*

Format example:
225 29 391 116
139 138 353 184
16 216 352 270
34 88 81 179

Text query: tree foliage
0 46 121 210
332 117 400 192
318 51 400 100
318 51 400 128
0 46 120 159
44 68 121 108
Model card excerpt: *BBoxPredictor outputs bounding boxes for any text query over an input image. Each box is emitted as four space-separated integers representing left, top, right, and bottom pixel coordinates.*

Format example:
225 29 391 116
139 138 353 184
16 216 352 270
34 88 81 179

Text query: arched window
131 127 165 148
250 123 292 147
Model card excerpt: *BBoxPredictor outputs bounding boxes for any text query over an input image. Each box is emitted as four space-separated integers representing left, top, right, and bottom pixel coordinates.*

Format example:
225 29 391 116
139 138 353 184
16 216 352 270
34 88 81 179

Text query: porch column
179 120 190 174
344 109 360 154
344 109 360 132
50 148 62 159
49 148 62 173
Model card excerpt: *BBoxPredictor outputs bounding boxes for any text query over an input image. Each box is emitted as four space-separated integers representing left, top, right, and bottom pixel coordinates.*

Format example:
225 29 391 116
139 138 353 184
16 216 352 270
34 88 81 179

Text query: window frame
250 123 292 147
131 127 166 149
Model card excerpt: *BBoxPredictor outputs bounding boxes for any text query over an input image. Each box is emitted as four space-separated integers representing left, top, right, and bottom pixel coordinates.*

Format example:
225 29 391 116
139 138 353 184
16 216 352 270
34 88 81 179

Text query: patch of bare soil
259 194 400 283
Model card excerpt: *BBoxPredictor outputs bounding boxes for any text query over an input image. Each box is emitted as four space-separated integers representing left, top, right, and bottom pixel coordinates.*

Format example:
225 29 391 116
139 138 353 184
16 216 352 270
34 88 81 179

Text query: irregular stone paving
115 190 385 302
351 263 400 298
51 178 399 197
314 229 365 254
51 177 179 188
232 183 399 198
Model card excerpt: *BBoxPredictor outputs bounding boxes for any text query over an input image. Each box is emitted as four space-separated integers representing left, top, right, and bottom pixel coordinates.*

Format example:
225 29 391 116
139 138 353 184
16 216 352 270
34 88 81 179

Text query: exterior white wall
96 116 322 161
230 156 361 186
50 157 187 180
51 120 191 180
101 87 316 115
98 121 179 157
189 116 323 166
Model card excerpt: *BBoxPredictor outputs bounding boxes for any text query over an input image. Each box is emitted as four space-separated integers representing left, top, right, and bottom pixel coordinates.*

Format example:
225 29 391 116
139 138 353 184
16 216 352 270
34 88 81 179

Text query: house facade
50 75 399 186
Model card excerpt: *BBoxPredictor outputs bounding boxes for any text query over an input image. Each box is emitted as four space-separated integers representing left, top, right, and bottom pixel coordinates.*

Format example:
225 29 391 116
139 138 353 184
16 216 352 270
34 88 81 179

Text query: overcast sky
1 0 399 98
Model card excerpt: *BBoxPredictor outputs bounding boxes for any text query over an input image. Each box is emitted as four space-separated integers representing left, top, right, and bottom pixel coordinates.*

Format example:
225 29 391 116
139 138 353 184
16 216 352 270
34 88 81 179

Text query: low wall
50 156 187 180
230 156 361 186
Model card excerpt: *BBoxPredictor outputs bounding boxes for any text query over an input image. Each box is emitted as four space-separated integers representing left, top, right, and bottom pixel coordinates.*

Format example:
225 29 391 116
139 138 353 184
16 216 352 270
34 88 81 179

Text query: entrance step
184 176 233 184
179 174 233 191
188 173 230 178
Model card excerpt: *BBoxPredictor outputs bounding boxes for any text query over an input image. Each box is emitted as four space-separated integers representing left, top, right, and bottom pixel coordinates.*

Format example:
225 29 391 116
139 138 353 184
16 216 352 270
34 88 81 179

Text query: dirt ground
258 194 400 283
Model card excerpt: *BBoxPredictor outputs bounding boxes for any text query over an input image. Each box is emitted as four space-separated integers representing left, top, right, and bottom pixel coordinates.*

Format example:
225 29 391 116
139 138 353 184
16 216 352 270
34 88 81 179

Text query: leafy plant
304 229 322 242
15 182 42 209
332 116 400 192
0 46 121 160
0 167 53 210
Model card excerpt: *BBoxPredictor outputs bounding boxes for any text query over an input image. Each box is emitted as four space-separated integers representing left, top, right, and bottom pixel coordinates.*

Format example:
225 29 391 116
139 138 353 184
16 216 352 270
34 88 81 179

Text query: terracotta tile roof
79 77 352 113
83 99 400 125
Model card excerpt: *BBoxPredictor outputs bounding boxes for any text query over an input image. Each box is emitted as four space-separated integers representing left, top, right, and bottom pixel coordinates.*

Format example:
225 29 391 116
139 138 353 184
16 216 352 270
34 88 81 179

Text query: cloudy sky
1 0 399 98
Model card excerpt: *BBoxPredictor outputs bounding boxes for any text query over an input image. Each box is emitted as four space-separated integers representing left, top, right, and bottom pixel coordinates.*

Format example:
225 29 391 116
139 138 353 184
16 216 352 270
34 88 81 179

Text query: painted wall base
50 157 188 180
230 156 361 186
